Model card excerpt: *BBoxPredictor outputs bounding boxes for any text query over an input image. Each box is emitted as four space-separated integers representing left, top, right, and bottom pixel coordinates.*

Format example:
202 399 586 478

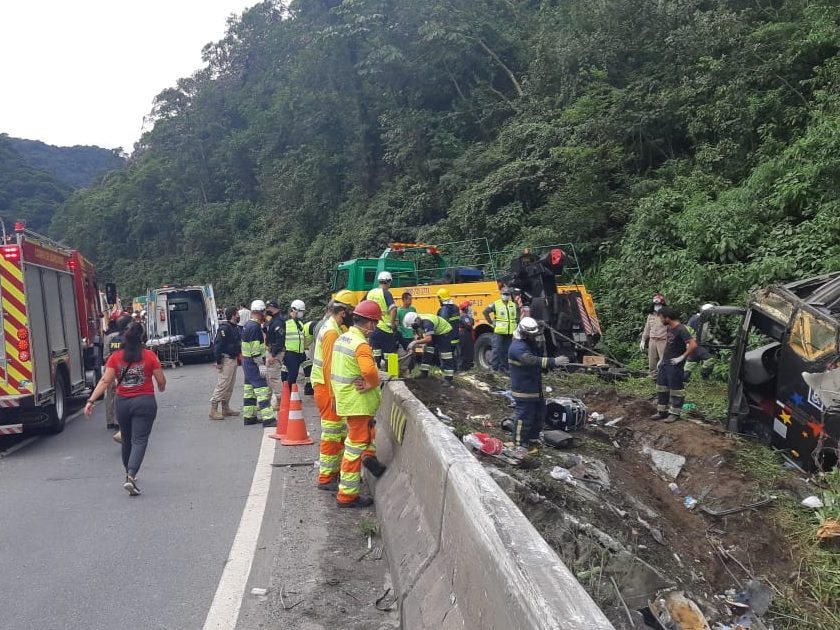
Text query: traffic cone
281 384 314 446
269 382 291 441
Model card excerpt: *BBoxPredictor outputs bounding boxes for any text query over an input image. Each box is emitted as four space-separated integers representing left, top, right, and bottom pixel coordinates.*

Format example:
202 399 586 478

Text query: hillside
47 0 840 349
7 136 125 189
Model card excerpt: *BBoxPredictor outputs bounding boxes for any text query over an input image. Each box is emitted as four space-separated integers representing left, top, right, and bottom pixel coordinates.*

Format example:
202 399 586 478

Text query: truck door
155 291 169 337
205 284 219 341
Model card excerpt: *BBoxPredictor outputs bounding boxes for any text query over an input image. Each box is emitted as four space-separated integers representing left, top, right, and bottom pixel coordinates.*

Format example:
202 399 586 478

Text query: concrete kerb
371 380 615 630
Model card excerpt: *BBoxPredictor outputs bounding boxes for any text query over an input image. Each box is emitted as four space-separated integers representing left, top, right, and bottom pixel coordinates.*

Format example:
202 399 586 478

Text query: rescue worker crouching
403 311 455 386
209 306 242 420
508 317 565 448
241 300 276 427
331 300 387 508
263 300 286 403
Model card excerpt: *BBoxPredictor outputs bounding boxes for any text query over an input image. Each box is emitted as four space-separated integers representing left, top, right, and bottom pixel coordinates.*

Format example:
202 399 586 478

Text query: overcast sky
0 1 256 151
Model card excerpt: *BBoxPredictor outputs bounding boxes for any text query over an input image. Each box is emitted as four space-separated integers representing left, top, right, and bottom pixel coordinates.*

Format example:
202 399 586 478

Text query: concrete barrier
373 381 615 629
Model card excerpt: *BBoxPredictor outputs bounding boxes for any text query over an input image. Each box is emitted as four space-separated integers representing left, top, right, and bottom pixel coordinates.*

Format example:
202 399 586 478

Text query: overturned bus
712 272 840 472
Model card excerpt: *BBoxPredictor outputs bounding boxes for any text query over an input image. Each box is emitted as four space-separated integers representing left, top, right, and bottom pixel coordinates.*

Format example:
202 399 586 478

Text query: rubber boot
221 401 240 416
209 402 224 420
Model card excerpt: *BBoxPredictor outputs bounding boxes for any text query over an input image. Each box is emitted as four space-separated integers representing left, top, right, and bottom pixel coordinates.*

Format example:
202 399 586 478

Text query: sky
0 1 256 151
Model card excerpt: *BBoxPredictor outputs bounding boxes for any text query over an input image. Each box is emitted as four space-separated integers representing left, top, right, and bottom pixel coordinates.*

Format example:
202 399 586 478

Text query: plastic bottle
684 496 698 509
668 482 681 495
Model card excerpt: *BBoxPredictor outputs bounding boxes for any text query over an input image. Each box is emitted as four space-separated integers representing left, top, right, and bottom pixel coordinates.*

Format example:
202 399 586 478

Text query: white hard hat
250 299 266 312
518 317 539 336
403 312 420 328
377 271 393 282
140 310 147 316
701 303 714 311
290 299 306 313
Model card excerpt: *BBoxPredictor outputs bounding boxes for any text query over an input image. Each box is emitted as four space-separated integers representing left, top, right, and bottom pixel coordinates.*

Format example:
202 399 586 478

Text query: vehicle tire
46 373 68 434
474 333 494 371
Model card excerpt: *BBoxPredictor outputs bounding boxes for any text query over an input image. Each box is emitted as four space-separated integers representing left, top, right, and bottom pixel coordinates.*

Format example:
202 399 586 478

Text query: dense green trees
48 0 840 351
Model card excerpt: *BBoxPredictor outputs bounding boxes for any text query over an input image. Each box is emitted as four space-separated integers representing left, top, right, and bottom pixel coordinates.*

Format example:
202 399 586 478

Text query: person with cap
281 299 308 391
403 311 455 385
482 286 518 373
312 290 358 491
457 300 475 371
640 294 668 380
395 292 417 375
684 303 716 382
365 271 399 368
263 300 286 402
209 306 242 420
104 313 132 436
240 300 275 427
436 288 461 361
508 317 566 448
331 299 387 508
652 307 697 423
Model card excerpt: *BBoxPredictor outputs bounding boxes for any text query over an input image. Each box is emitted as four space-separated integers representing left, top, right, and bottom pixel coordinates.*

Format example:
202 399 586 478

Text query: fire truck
0 221 106 435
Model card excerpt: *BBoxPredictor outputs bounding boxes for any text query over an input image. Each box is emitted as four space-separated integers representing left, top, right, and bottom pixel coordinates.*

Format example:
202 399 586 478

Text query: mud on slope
405 373 815 629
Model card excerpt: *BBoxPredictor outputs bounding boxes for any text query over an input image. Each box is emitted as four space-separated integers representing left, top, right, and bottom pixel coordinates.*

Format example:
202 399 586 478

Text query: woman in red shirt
85 322 166 496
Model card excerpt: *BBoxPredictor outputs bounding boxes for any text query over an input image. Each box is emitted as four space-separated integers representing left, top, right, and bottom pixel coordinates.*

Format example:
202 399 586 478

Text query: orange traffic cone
269 382 291 441
281 384 314 446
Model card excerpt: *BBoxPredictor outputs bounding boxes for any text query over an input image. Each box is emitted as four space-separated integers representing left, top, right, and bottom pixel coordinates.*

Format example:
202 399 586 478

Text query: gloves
669 355 685 365
407 341 417 351
639 340 646 352
553 355 569 367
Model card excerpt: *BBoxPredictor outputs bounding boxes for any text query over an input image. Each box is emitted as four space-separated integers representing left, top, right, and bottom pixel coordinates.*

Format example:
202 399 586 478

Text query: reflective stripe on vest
422 313 452 336
366 288 392 332
492 300 517 335
331 327 381 416
310 317 342 386
285 318 304 353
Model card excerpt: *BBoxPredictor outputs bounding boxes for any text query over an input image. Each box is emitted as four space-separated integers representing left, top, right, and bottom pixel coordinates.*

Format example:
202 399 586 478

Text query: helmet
436 288 450 301
403 311 420 328
250 299 266 312
652 294 666 304
701 303 714 311
377 271 392 283
354 299 382 321
290 299 305 313
333 290 359 309
140 310 147 317
458 300 471 310
517 317 539 337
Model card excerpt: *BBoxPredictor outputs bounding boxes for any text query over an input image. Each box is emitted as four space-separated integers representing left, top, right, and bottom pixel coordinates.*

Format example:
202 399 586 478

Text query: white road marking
202 429 276 630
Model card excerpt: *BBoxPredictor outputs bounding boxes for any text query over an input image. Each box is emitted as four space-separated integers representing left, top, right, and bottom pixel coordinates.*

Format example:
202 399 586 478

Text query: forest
45 0 840 351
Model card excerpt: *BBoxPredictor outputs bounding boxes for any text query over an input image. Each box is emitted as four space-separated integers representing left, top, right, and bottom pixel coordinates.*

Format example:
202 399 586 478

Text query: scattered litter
491 390 516 406
251 587 268 596
435 407 453 424
642 445 686 479
462 432 504 455
801 495 824 508
550 466 577 485
589 412 604 423
459 374 491 392
682 403 697 410
684 496 698 510
668 482 681 495
650 590 711 630
741 579 773 616
466 414 491 422
545 386 552 393
604 416 624 427
817 517 840 539
542 429 576 449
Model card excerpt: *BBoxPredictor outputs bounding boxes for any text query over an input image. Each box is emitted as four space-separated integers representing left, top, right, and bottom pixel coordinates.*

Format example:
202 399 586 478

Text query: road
0 363 396 630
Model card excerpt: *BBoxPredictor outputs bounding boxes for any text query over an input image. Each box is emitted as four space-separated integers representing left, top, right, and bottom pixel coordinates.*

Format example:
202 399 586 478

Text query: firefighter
403 312 455 385
365 271 399 368
264 300 286 402
104 313 132 434
331 300 387 508
209 307 242 420
436 288 461 361
312 290 358 491
457 300 475 371
508 317 564 448
483 287 518 373
652 307 698 423
282 300 308 390
241 300 275 427
640 294 668 380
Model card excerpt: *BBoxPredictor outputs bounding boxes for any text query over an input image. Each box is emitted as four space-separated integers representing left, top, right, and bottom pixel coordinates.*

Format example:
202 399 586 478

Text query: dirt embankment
406 373 815 629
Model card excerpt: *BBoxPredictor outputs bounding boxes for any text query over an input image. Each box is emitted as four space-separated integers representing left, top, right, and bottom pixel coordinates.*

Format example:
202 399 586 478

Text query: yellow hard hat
333 289 359 308
436 288 450 301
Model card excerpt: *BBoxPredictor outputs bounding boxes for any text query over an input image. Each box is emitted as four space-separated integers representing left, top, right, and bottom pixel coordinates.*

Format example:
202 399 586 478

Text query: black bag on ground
542 429 575 448
545 397 588 431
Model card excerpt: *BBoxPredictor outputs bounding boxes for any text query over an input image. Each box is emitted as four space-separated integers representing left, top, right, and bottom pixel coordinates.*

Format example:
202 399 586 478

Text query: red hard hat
459 300 471 310
353 299 382 322
653 294 666 304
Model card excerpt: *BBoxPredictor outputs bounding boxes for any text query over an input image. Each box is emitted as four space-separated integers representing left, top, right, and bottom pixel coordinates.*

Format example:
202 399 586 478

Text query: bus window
788 310 838 362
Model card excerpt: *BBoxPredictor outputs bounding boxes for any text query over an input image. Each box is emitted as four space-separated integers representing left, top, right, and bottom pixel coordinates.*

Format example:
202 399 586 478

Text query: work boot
243 417 260 426
318 478 338 491
362 456 387 478
209 403 224 421
650 411 667 420
304 384 314 396
221 402 240 416
662 414 680 424
336 496 374 509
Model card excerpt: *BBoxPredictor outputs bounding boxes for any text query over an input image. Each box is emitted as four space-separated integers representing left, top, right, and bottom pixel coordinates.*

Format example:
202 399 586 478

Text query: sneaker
123 476 141 496
650 411 667 420
336 496 374 509
318 478 338 491
112 431 122 444
362 456 387 478
243 417 260 426
662 414 680 424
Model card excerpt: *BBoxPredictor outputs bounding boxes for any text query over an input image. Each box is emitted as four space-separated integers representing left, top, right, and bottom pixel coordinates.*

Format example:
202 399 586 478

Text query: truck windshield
788 309 838 362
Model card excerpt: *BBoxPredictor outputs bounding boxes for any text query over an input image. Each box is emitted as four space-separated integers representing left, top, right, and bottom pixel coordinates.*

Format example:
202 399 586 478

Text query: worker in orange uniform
330 300 387 508
311 290 358 491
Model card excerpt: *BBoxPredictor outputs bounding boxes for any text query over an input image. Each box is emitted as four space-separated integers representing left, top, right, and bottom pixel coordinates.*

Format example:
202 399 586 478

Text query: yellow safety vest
419 313 452 337
331 327 382 416
285 317 305 353
366 287 394 333
492 300 517 335
310 317 342 386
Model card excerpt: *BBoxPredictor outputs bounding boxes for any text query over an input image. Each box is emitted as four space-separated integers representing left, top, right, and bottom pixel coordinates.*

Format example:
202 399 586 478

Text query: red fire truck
0 221 106 435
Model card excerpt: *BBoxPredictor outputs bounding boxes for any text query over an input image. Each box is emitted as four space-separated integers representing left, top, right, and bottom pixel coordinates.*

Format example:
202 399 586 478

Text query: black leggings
115 394 158 477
